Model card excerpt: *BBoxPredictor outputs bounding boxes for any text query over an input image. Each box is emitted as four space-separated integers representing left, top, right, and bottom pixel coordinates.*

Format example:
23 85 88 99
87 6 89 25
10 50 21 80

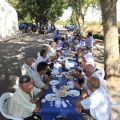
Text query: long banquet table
37 58 82 120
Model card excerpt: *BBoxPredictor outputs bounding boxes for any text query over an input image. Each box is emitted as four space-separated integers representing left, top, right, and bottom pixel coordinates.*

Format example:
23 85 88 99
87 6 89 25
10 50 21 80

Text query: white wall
0 0 18 38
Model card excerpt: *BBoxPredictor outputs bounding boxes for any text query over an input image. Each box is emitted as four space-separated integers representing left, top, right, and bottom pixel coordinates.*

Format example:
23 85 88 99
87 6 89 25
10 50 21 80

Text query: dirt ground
0 32 120 120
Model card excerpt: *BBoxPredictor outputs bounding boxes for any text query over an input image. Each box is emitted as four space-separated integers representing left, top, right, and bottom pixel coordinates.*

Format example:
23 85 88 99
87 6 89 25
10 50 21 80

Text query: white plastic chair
111 102 120 120
0 92 23 120
16 78 19 89
96 69 105 79
37 52 40 57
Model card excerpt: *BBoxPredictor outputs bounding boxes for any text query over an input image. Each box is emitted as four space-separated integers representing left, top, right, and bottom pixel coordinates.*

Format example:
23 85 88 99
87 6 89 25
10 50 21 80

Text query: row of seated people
7 31 111 120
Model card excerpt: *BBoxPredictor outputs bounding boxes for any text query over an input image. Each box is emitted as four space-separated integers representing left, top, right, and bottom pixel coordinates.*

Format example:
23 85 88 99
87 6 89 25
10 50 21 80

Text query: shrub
93 34 104 40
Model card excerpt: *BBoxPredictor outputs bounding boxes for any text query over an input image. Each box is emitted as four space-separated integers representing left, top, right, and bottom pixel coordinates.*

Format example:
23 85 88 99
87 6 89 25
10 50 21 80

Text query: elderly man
48 42 57 57
74 64 106 91
75 77 111 120
22 57 49 90
8 75 44 120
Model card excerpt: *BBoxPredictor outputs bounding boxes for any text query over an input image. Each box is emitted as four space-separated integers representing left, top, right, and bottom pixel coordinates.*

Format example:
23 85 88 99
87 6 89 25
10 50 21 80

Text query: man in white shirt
21 57 49 90
8 75 44 120
34 50 47 70
82 48 94 67
73 64 106 91
83 32 94 52
75 77 111 120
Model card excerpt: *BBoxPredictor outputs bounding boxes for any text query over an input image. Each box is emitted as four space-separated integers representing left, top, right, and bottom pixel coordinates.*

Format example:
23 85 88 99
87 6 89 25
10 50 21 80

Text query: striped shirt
8 87 41 118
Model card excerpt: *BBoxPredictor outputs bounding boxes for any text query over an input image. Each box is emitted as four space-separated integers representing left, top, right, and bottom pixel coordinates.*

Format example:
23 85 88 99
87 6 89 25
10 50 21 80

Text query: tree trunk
77 15 84 36
100 0 119 81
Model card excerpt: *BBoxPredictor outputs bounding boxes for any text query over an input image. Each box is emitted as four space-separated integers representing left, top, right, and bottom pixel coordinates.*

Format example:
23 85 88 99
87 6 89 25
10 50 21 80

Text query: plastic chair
0 92 23 120
111 102 120 120
96 69 105 79
16 78 19 89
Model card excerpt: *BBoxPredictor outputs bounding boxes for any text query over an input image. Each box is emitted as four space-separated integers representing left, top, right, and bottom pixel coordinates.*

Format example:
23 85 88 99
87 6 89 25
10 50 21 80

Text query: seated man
75 77 111 120
73 64 106 91
34 49 47 70
81 48 94 67
22 57 49 90
8 75 44 120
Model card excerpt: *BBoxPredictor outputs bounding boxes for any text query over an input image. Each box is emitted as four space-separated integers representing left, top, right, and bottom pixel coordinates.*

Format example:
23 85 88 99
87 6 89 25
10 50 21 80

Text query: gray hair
50 42 56 47
24 56 34 63
88 77 100 89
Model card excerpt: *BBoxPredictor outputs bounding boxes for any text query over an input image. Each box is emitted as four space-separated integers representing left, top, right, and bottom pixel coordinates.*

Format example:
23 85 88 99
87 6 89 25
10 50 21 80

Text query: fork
66 100 72 106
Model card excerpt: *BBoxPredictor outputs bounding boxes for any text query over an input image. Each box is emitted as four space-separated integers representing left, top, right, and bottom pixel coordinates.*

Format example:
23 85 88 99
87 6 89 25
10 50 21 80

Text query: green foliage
69 10 78 26
93 34 104 40
7 0 65 24
55 20 67 25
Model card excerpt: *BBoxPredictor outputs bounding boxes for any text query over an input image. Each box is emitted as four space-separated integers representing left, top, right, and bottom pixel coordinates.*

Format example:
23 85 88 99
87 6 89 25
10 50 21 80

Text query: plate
66 75 73 80
56 75 62 78
45 93 55 101
49 80 59 85
61 72 69 75
60 90 68 97
51 70 59 75
68 90 80 97
60 86 69 91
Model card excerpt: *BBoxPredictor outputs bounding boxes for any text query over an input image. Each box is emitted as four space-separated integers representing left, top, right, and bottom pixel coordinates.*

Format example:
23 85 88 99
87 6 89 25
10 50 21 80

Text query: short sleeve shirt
81 87 111 120
8 87 41 118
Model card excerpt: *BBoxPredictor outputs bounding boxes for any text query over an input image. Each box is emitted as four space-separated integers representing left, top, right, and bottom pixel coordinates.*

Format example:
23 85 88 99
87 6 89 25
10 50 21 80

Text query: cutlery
66 100 72 106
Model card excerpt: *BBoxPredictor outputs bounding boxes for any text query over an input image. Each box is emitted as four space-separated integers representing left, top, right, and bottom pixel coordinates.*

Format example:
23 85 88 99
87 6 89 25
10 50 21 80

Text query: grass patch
93 34 120 44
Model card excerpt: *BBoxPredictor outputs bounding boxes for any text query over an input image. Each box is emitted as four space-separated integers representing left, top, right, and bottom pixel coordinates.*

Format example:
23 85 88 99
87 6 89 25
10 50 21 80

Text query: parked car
18 23 27 29
66 25 76 31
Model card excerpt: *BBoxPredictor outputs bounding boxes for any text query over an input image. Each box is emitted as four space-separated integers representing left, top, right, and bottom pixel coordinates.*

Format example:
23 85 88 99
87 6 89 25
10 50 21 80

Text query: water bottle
55 89 61 108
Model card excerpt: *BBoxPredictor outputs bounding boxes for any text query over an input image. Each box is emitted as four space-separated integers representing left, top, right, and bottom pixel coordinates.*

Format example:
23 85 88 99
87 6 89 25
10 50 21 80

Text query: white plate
45 93 55 101
68 58 76 60
56 75 62 78
68 90 80 97
61 72 68 75
51 70 59 75
49 80 59 85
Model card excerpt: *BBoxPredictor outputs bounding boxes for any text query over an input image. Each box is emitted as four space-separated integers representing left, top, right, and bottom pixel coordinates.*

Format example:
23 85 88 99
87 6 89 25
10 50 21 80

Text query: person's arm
41 84 49 90
33 100 40 112
43 74 50 83
30 90 44 103
75 92 88 112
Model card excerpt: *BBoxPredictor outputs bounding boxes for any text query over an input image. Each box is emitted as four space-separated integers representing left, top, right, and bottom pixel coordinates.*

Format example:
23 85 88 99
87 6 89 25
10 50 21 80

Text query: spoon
66 100 72 106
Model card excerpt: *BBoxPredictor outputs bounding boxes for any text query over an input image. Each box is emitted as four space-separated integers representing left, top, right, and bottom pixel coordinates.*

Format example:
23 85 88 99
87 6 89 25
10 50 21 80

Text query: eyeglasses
83 70 87 73
78 62 82 64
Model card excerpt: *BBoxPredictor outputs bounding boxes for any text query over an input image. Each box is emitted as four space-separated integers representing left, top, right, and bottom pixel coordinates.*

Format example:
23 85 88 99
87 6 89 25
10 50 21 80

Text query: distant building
0 0 18 40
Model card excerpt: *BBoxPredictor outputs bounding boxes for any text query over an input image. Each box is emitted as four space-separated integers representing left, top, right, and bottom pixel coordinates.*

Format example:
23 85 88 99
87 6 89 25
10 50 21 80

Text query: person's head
40 50 47 58
61 37 65 42
19 75 33 93
78 56 87 68
50 42 57 50
56 30 59 33
81 48 89 56
83 64 95 77
87 32 92 37
87 77 100 92
76 47 82 55
37 62 48 75
41 45 48 53
54 38 59 44
24 56 34 66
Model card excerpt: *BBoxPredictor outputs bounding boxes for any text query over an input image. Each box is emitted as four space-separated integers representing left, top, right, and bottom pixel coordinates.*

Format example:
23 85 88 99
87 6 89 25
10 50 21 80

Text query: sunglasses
78 62 82 64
